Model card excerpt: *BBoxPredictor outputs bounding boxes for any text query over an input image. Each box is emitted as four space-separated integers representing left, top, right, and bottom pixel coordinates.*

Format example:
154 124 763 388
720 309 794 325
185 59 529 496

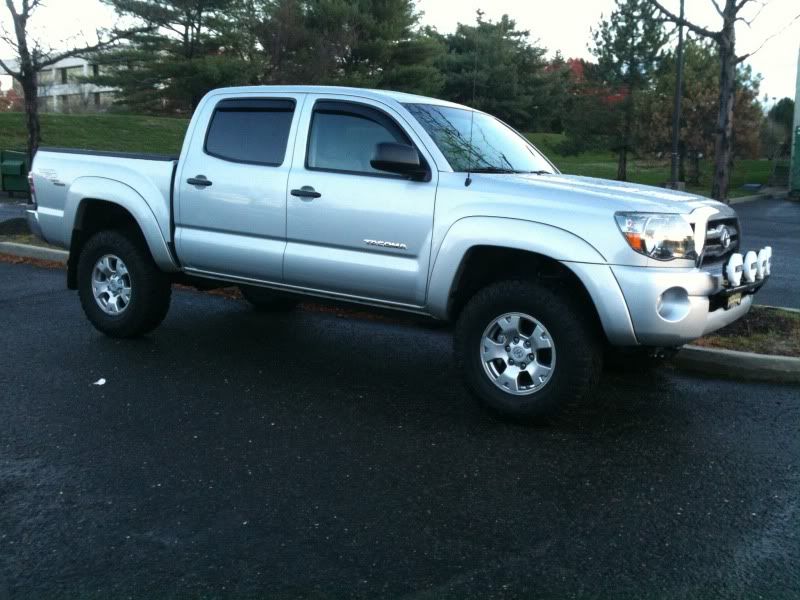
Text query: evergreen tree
438 12 557 132
91 0 260 113
590 0 666 180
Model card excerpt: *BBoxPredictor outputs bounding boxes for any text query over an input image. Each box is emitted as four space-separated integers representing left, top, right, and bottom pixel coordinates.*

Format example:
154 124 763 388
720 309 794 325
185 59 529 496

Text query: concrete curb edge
675 345 800 384
0 241 68 263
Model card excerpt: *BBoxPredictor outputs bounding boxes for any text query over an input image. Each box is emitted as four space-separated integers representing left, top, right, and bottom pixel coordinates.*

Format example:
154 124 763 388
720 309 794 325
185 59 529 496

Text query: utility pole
669 0 685 189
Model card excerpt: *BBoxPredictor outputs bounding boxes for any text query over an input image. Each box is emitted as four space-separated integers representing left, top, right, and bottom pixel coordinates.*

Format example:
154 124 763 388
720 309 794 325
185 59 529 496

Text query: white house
8 56 116 113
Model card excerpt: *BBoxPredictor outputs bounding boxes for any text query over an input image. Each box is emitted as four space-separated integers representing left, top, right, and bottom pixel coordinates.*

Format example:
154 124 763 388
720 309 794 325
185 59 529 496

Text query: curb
0 241 68 263
728 189 789 205
675 345 800 384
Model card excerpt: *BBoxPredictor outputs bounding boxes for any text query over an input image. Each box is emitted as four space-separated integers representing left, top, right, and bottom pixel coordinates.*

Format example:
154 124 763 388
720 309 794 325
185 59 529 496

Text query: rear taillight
27 172 36 208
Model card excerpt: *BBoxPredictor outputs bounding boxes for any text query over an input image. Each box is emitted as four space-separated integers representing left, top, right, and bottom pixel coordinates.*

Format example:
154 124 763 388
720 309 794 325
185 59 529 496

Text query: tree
437 12 562 132
92 0 259 113
591 0 667 181
641 38 762 185
0 0 144 160
768 98 795 133
236 0 436 90
560 60 626 155
0 88 23 111
650 0 800 201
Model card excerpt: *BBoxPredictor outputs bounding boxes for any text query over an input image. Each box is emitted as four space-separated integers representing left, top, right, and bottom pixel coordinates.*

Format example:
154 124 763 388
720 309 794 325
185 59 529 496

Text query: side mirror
370 142 429 180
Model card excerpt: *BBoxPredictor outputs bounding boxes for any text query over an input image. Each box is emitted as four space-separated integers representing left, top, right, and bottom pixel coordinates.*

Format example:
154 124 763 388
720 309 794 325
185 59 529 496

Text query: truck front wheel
77 230 171 338
454 280 602 419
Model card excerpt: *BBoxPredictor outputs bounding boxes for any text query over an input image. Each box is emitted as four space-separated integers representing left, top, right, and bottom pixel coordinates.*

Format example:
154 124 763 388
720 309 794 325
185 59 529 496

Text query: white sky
1 0 798 104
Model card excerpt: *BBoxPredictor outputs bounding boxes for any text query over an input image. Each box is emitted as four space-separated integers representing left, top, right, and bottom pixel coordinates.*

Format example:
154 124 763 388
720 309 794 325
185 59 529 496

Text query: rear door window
205 98 295 166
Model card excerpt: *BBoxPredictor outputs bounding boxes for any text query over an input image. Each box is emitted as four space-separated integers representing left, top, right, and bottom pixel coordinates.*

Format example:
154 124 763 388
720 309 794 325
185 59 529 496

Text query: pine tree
591 0 666 180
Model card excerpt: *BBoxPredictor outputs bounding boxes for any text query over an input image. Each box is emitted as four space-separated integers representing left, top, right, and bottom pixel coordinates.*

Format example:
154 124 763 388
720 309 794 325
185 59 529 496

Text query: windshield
403 103 556 174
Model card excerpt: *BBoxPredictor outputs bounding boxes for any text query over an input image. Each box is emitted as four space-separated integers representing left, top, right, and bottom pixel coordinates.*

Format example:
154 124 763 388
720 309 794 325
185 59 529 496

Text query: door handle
290 186 321 199
187 175 212 187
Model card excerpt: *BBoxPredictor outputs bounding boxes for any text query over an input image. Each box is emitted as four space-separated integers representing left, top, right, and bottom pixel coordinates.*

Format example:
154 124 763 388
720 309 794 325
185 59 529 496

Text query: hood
476 172 730 216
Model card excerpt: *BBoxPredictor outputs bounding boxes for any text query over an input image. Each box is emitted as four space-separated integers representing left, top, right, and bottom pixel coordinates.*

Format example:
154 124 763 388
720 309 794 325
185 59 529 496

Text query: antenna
465 50 478 187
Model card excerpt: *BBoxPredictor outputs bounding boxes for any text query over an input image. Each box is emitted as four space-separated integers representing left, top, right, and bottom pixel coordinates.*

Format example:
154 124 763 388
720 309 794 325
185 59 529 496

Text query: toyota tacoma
26 86 771 418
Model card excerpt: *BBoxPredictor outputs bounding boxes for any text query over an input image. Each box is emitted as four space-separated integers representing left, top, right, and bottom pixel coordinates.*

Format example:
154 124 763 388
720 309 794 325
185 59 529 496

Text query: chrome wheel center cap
511 346 526 361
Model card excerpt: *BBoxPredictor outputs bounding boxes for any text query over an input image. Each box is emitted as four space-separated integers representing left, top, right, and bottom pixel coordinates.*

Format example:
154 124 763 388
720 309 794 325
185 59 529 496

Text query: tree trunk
689 150 701 185
617 92 634 181
22 77 40 162
616 146 628 181
710 21 736 202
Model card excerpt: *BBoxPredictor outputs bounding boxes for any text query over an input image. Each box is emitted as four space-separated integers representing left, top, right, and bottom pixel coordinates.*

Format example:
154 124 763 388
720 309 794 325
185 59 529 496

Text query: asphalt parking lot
1 261 798 598
735 196 800 309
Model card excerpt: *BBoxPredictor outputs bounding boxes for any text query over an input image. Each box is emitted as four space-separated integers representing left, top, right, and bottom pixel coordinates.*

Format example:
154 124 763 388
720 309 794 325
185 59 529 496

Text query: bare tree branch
0 56 21 78
36 26 152 68
649 0 720 39
736 11 800 62
736 0 770 26
709 0 725 17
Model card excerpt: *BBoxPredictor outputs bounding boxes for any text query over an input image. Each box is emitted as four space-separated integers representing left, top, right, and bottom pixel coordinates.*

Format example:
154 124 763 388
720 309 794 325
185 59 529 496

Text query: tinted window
205 98 295 165
307 102 410 175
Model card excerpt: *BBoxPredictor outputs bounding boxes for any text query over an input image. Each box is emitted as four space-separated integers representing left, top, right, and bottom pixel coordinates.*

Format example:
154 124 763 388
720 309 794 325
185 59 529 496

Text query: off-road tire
239 285 300 312
77 229 171 338
454 279 602 419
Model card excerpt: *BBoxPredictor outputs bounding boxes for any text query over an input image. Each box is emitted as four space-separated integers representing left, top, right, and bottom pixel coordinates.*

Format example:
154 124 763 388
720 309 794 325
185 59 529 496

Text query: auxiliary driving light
743 251 758 283
725 253 743 287
764 246 772 276
757 248 769 279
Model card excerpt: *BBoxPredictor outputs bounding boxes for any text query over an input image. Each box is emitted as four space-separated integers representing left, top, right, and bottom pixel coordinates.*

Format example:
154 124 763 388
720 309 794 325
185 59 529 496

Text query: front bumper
612 261 767 346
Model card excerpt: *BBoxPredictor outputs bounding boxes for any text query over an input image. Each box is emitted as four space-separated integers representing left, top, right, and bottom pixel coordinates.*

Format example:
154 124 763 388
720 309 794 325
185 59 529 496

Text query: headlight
615 212 696 261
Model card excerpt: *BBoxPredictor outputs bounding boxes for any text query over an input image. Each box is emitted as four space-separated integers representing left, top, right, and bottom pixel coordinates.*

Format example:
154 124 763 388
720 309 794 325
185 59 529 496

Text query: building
10 57 116 113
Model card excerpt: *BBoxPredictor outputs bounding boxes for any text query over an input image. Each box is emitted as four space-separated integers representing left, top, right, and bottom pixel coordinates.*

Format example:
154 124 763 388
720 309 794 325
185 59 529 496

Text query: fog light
726 253 743 287
657 287 690 322
764 246 772 276
743 251 758 283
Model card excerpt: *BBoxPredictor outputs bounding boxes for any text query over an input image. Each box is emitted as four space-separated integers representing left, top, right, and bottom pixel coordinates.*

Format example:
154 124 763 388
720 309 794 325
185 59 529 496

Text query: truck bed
31 147 177 249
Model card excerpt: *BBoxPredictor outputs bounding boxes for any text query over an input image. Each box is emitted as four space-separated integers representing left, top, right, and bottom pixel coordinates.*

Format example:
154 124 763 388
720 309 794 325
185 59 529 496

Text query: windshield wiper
468 167 523 174
466 167 555 175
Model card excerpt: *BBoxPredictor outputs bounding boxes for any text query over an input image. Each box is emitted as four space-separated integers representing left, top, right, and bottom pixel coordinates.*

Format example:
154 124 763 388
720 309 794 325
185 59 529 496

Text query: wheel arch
65 178 178 289
427 217 637 346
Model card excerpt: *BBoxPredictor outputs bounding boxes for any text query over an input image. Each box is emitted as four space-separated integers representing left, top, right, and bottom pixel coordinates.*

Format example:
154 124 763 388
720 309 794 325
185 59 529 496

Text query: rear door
283 94 438 307
175 93 305 281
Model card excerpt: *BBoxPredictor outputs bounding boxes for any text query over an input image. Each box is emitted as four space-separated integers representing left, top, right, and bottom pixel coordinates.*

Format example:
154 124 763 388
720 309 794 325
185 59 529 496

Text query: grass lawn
0 112 188 156
526 132 771 199
0 112 771 198
692 306 800 357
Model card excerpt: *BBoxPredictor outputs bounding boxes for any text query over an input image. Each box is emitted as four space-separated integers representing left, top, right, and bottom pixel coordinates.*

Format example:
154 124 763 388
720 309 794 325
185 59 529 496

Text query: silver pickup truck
27 85 771 418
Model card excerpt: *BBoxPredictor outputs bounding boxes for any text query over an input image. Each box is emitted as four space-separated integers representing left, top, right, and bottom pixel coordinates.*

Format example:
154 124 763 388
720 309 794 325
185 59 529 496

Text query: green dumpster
0 150 30 197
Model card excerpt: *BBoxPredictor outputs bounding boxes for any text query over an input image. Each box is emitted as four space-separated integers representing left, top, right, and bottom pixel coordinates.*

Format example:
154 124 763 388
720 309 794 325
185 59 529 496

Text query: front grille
700 217 739 266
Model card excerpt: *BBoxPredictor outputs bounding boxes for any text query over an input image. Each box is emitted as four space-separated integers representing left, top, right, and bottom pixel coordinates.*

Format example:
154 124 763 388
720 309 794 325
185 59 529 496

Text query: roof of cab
207 85 471 111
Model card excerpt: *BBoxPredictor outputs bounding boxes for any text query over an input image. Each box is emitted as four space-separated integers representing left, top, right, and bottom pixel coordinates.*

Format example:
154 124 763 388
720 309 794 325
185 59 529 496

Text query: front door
176 94 305 282
284 95 438 307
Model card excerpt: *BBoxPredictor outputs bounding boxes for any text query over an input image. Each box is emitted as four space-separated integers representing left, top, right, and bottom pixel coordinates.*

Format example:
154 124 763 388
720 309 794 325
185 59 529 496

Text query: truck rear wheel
77 230 171 338
239 285 300 312
454 280 602 419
